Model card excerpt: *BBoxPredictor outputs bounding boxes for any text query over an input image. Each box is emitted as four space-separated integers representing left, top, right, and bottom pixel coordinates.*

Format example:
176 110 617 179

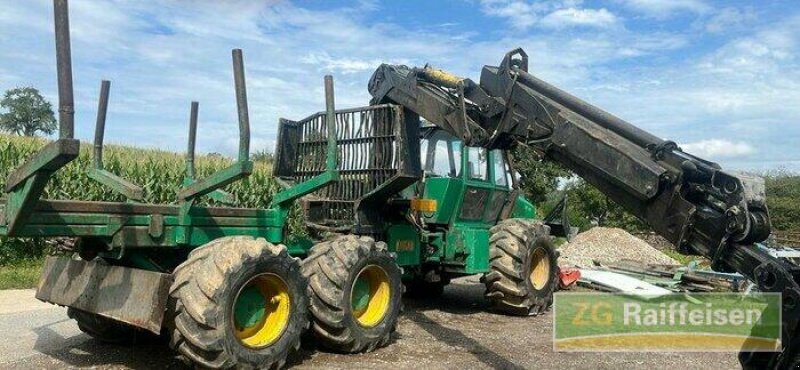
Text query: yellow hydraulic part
411 198 438 213
529 247 551 290
234 273 291 348
420 67 464 89
351 265 391 327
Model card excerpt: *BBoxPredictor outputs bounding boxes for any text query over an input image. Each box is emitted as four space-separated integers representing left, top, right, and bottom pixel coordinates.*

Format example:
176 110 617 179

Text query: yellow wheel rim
529 247 550 290
233 273 291 348
351 265 391 328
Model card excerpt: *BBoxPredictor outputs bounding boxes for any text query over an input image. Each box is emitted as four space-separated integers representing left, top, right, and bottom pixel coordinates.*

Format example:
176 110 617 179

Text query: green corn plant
0 134 306 262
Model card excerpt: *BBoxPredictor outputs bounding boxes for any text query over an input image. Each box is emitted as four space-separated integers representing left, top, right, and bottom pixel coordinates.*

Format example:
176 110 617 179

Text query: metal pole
54 0 74 139
186 102 199 179
514 67 664 148
93 80 110 168
232 49 250 162
324 75 337 171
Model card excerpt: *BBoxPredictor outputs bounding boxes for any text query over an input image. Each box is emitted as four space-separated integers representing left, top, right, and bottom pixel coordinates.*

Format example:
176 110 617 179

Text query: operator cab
415 126 521 227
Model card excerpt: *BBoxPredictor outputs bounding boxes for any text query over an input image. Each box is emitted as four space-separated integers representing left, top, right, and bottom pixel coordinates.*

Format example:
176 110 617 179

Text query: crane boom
369 48 800 368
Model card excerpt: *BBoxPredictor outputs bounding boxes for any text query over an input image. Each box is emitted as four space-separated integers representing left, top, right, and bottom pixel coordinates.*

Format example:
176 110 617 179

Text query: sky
0 0 798 171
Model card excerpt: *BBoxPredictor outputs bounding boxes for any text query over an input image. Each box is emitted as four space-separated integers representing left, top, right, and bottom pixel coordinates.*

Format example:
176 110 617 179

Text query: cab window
421 131 462 177
492 150 510 188
463 147 488 181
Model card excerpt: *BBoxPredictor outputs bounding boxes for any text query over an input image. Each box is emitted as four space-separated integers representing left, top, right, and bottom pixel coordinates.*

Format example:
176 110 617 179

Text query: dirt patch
1 282 738 370
558 227 678 268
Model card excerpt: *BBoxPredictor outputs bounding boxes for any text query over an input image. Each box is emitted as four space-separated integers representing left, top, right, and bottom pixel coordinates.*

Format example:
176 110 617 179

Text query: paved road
0 279 740 369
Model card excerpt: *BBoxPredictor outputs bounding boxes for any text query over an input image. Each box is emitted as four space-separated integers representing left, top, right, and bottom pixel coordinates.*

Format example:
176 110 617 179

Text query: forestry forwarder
7 1 796 369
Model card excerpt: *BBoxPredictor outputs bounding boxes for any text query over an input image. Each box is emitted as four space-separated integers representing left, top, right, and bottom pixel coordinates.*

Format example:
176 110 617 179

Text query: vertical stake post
324 75 337 171
186 102 199 181
232 49 250 163
93 80 110 169
54 0 74 139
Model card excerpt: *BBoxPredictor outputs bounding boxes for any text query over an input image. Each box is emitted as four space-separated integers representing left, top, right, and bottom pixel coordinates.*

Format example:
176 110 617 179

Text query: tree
511 144 649 232
0 87 57 137
565 178 648 231
511 145 571 204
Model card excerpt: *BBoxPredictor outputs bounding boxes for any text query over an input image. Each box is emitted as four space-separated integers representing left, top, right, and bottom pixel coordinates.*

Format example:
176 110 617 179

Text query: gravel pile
558 227 678 268
632 232 675 252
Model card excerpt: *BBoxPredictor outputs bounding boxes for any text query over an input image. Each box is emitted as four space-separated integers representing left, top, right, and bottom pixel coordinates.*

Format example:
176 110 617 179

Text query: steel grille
275 104 404 224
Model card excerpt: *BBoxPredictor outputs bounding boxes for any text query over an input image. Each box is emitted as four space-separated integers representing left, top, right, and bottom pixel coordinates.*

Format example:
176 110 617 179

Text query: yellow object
396 239 414 252
529 247 551 290
411 198 438 213
234 273 291 348
351 265 391 327
421 67 463 89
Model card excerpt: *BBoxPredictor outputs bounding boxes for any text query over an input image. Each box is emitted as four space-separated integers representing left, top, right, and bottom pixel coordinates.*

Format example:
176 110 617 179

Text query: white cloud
705 7 757 34
699 16 799 76
539 8 619 29
617 0 710 18
556 12 800 170
479 0 617 30
300 53 390 75
681 139 755 159
0 1 798 172
479 0 545 29
0 0 470 155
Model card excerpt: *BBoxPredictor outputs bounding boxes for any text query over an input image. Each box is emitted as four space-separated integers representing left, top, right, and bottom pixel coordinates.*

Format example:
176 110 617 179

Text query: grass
0 259 43 290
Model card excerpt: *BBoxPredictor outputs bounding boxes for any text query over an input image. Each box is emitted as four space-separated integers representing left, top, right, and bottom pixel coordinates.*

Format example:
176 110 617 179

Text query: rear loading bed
0 199 285 249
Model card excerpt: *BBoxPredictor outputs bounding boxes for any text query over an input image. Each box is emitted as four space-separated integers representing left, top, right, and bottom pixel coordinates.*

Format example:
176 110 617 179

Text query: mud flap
35 255 171 333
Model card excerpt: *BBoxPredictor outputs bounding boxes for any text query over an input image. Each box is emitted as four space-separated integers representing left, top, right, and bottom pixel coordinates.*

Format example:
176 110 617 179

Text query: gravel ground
0 280 739 369
632 232 676 252
559 227 678 268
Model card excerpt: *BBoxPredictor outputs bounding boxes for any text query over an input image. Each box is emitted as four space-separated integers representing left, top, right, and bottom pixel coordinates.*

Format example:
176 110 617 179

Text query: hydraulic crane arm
369 48 800 368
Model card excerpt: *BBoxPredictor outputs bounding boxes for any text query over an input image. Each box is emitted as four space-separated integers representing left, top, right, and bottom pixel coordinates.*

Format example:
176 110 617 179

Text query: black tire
68 308 160 344
485 219 559 315
301 235 402 353
168 236 308 369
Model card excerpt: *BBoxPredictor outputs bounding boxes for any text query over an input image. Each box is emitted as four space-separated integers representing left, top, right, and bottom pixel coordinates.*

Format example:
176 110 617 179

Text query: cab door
416 129 464 225
457 148 510 224
449 147 497 272
457 147 494 223
485 149 511 223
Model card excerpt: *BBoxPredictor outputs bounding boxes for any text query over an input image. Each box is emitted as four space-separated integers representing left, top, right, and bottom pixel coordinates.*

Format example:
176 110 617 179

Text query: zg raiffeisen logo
554 292 781 352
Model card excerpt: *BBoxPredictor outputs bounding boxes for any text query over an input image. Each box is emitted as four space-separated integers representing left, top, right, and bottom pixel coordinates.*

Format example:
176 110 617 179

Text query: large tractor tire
301 235 403 353
68 308 160 344
168 236 308 369
485 219 558 316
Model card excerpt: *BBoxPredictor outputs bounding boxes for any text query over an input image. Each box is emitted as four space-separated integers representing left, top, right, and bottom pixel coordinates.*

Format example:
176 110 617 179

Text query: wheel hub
352 277 371 312
529 247 550 290
351 265 391 327
234 286 267 329
233 273 291 348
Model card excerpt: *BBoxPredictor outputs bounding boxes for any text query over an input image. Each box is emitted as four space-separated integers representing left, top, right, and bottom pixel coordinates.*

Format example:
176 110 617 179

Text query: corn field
0 134 305 263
